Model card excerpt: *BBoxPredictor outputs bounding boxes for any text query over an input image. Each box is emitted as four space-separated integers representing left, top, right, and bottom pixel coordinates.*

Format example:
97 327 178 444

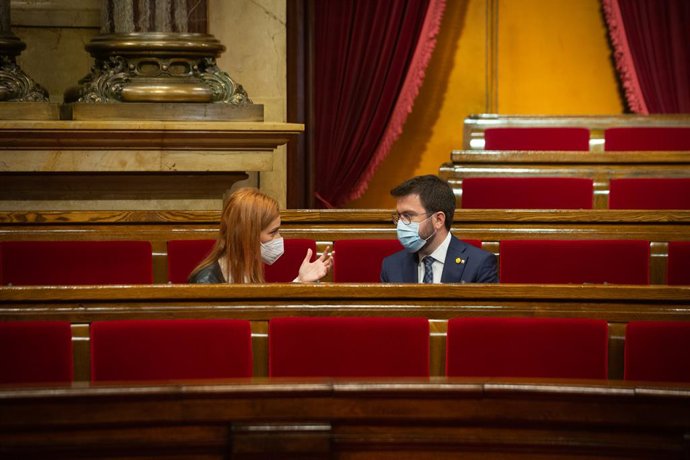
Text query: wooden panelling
1 379 689 458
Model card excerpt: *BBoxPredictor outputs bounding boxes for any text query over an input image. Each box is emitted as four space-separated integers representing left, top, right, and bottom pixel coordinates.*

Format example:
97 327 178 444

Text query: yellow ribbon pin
456 257 464 264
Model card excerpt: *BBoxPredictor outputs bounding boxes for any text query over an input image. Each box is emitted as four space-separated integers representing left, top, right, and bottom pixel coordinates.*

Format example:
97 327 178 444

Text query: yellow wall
346 0 624 209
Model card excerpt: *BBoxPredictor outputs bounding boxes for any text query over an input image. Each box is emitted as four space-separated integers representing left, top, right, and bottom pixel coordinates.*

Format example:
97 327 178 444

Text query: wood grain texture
0 379 688 458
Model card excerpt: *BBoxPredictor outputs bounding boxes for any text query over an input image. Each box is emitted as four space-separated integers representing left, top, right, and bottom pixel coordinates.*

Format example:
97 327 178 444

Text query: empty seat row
3 239 689 285
2 318 689 384
460 177 690 209
481 126 690 151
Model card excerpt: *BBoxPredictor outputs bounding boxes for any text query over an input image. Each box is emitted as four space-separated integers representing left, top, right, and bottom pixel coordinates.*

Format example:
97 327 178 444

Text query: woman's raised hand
296 245 333 283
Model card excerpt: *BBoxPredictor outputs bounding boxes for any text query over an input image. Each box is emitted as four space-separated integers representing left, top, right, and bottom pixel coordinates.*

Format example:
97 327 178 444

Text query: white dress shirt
417 232 451 284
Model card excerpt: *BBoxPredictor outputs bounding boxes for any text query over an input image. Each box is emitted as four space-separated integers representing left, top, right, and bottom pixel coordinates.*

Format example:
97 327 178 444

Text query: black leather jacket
188 261 225 284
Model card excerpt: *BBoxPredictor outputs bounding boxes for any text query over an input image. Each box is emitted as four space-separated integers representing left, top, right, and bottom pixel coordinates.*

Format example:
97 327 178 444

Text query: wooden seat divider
2 209 689 284
1 379 689 459
2 283 690 382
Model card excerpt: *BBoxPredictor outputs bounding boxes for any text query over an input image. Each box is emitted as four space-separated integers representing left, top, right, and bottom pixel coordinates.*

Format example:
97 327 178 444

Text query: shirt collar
423 232 451 265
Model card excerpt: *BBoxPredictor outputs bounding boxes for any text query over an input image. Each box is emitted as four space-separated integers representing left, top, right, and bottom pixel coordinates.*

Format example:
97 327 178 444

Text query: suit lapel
441 236 469 283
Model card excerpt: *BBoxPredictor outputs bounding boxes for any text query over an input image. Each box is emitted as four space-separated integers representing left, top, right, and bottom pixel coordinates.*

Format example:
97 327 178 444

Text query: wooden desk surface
3 283 690 322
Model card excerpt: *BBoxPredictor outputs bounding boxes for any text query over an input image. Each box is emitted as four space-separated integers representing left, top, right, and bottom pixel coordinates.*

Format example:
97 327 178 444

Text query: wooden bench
2 283 690 381
440 150 690 209
462 114 690 151
1 379 688 459
2 209 689 284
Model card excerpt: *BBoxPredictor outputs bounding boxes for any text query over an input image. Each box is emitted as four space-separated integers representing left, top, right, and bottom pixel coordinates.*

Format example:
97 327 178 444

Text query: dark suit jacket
380 235 498 283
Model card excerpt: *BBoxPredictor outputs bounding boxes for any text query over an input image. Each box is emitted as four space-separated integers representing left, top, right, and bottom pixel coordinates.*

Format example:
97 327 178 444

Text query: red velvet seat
264 239 317 282
167 238 317 283
446 317 608 379
91 319 253 382
605 127 690 151
461 177 594 209
167 239 215 283
333 239 403 282
668 242 690 285
269 317 429 377
625 321 690 383
0 321 73 384
484 127 590 151
609 178 690 210
0 241 152 285
499 239 650 284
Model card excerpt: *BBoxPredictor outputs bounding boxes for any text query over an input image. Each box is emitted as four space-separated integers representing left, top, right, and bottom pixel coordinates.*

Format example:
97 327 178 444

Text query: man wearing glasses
381 175 498 284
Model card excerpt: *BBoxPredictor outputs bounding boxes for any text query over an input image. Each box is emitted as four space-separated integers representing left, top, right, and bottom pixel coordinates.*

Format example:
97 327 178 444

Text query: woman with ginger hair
189 188 332 283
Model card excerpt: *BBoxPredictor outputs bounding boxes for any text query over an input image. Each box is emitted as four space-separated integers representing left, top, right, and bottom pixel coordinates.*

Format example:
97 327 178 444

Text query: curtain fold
602 0 690 113
313 0 445 208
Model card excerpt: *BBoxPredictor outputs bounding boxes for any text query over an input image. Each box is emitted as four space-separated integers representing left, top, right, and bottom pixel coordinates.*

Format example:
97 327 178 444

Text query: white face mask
396 215 436 253
260 237 284 265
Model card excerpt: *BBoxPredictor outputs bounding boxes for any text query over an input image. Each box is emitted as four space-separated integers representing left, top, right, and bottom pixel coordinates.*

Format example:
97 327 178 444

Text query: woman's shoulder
188 261 225 284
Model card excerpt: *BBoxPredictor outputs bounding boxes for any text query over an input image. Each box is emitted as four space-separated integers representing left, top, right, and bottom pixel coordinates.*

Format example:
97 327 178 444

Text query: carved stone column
64 0 262 120
0 0 48 102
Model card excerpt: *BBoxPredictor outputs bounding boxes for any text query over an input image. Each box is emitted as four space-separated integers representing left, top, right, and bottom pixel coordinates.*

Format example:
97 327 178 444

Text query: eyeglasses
392 211 432 226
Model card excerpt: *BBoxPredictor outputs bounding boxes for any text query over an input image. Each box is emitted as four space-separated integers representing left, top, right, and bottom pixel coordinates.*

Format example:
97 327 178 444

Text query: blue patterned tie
423 256 435 284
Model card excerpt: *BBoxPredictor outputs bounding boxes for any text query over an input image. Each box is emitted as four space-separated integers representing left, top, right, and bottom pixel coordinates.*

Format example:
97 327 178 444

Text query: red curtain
313 0 445 208
603 0 690 113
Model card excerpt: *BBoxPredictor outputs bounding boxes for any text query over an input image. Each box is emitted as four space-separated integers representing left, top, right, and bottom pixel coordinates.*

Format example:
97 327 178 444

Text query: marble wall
209 0 287 207
8 0 288 209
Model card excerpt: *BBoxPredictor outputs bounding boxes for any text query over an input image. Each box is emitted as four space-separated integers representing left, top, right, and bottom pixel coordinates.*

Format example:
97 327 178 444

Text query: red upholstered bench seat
625 321 690 383
333 239 403 282
446 317 608 379
0 240 152 285
0 321 73 384
609 178 690 210
484 127 590 151
269 317 430 377
461 177 594 209
605 127 690 151
668 241 690 285
499 239 650 284
90 319 253 381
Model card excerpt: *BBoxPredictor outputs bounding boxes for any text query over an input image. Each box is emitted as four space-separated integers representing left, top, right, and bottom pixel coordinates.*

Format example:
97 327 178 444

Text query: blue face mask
396 215 436 253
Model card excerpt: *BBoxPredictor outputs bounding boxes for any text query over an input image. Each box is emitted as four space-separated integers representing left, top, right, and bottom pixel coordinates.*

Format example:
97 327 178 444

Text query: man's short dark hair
390 175 455 230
